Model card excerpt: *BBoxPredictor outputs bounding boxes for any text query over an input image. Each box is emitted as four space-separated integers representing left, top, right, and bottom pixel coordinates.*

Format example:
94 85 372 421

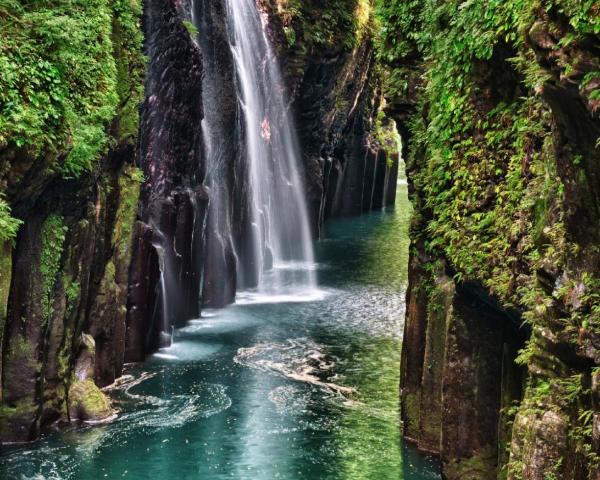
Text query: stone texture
0 0 398 445
396 6 600 479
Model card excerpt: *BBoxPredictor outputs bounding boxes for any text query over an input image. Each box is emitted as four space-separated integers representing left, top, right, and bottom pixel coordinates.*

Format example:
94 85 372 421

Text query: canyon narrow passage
1 185 440 479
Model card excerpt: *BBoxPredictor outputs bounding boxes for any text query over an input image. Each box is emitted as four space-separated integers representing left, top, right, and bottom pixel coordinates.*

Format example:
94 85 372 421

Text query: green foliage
0 195 21 243
40 215 67 323
373 0 421 99
182 20 199 38
274 0 374 52
375 0 599 314
0 0 144 177
113 165 142 257
373 109 401 165
377 0 600 476
112 0 145 143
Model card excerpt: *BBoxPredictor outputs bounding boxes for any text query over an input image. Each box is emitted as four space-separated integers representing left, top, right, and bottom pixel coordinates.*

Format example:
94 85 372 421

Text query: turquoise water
1 185 440 480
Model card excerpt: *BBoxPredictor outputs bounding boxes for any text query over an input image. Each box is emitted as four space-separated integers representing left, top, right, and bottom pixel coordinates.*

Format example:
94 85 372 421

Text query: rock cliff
0 0 144 442
377 1 600 478
0 0 396 443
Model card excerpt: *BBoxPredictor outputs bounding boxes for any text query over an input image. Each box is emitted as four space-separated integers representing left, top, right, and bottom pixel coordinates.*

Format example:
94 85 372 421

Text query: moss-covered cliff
377 1 600 478
0 0 395 444
0 0 144 442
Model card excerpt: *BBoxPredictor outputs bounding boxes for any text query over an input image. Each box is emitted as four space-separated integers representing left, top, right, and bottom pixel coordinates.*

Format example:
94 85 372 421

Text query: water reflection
1 185 440 479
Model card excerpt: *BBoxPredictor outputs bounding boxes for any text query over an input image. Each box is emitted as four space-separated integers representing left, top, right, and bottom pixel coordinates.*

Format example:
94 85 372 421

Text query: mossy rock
68 380 113 422
444 445 497 480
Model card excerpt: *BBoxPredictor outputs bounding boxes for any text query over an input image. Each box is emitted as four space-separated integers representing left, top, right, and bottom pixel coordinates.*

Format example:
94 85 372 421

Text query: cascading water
192 0 239 308
224 0 317 295
152 232 175 347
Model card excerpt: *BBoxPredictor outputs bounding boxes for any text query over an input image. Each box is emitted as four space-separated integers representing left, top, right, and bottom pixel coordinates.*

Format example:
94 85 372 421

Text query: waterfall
152 235 174 347
224 0 317 294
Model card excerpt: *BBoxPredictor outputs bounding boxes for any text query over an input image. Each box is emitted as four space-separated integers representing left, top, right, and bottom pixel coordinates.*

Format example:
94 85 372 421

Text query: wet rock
158 330 173 349
400 241 430 442
74 334 96 382
68 334 113 423
125 221 160 362
68 380 113 423
509 410 568 480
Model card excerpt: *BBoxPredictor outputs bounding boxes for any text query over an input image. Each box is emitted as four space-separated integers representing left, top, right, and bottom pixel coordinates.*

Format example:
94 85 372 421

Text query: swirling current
1 184 440 480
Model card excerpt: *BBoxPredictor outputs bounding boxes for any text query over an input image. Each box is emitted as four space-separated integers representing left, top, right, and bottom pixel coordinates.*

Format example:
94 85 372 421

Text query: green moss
6 335 34 361
112 0 144 143
0 242 12 397
378 0 600 476
375 0 599 315
57 328 73 380
62 273 81 321
68 380 113 421
113 165 142 258
0 0 144 177
444 446 497 480
3 336 39 394
0 241 11 322
0 398 37 419
402 390 420 435
40 215 67 324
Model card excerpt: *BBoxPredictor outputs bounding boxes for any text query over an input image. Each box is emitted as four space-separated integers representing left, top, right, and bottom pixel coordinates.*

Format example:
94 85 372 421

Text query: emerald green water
1 184 440 480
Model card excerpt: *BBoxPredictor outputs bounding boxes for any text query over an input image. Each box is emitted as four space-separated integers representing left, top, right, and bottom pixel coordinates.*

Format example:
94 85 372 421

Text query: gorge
1 1 600 479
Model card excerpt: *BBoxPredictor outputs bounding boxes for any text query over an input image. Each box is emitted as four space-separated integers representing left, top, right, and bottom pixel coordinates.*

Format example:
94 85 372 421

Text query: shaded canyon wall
0 0 145 441
0 0 397 443
378 1 600 478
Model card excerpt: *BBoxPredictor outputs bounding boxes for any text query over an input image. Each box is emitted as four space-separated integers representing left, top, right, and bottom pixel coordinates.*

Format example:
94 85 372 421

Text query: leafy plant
0 0 144 178
0 196 22 243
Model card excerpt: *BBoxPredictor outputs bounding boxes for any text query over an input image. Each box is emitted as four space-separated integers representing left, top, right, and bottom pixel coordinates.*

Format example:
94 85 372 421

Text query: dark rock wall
125 0 207 362
0 0 396 444
384 2 600 478
401 255 529 479
0 149 141 443
296 36 399 230
193 0 240 302
258 0 399 234
0 0 145 442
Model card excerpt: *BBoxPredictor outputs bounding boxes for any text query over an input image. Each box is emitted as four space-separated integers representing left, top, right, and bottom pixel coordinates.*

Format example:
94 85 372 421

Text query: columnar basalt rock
382 1 600 478
193 0 239 302
0 153 141 443
125 0 207 359
0 0 397 445
0 1 143 444
258 0 400 232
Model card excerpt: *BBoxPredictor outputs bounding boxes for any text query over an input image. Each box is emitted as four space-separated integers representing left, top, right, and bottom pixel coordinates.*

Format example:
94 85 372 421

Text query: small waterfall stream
224 0 316 295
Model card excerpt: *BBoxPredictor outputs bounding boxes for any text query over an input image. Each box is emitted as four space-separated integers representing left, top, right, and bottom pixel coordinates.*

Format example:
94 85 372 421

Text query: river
1 183 440 480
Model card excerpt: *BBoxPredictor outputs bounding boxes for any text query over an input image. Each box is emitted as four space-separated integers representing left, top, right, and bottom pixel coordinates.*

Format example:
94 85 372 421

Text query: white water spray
225 0 317 295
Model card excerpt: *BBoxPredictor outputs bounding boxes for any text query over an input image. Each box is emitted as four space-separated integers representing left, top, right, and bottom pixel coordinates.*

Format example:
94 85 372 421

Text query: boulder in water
68 333 114 422
68 380 114 422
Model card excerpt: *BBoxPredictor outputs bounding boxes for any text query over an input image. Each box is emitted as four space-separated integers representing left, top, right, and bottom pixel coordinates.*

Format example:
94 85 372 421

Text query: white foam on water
152 352 179 360
271 261 319 271
235 289 328 305
234 339 356 402
150 340 223 362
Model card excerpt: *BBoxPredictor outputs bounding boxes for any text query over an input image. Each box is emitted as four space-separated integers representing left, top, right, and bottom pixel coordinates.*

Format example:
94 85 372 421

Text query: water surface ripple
1 186 440 480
